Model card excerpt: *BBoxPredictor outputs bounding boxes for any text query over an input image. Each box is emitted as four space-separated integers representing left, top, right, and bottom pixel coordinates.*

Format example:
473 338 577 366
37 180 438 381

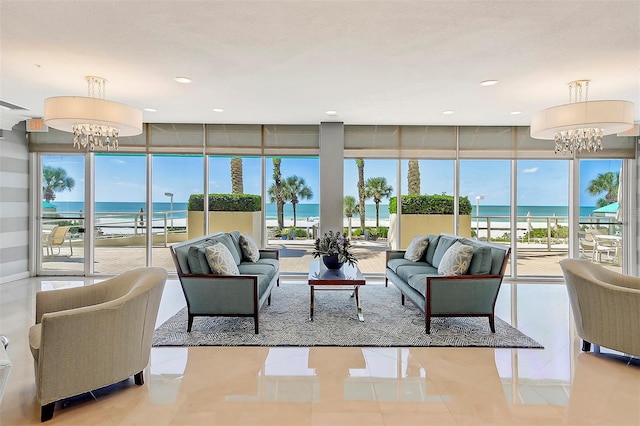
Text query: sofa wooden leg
385 277 388 287
41 402 55 422
425 317 431 334
488 314 496 333
582 340 592 352
187 314 194 332
134 371 144 386
268 294 271 305
401 293 405 305
277 278 280 287
254 314 259 334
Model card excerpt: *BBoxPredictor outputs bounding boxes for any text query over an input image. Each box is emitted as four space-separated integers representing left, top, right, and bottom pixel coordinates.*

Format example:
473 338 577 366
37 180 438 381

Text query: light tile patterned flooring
0 274 638 425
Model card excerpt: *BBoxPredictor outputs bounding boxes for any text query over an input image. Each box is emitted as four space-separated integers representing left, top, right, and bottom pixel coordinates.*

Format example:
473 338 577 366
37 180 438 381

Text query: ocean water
47 202 599 222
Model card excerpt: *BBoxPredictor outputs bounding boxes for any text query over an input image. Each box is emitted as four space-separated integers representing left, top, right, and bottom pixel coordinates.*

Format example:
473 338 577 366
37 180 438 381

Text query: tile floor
0 276 638 425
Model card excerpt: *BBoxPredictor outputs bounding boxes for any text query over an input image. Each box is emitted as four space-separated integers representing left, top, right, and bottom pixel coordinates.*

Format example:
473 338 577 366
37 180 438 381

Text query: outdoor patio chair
43 225 72 256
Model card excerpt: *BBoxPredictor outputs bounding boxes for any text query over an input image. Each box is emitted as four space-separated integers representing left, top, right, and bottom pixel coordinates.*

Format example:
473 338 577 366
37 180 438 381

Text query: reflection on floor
0 277 638 425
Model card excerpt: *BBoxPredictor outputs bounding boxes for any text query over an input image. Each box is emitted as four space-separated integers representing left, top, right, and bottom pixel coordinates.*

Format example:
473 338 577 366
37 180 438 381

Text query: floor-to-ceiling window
40 155 85 274
29 125 637 279
93 153 147 274
343 158 397 275
578 159 624 273
516 160 569 277
152 154 203 270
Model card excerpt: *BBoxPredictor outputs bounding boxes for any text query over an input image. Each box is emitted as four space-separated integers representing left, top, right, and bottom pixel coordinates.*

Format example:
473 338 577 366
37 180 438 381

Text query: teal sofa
170 231 279 333
385 234 510 333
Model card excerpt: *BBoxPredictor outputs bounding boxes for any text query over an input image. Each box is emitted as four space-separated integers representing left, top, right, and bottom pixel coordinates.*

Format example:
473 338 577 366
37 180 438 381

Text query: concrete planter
388 213 472 249
187 211 262 242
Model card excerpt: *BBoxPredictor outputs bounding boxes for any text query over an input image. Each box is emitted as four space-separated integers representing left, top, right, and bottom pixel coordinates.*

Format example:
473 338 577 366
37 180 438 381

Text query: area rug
153 284 543 348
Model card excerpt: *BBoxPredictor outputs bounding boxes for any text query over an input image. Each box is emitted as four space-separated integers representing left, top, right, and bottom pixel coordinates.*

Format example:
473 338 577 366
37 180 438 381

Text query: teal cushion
186 240 217 274
460 239 493 275
396 264 438 283
387 258 421 273
424 235 440 265
238 263 276 281
431 235 459 268
255 257 280 273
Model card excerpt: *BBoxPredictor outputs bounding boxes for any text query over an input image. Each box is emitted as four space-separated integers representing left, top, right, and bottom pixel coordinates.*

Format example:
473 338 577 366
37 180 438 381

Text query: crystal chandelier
530 80 634 155
44 76 142 151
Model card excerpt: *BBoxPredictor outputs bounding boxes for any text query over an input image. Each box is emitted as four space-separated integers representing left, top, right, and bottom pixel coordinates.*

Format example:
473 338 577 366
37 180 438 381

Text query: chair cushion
404 235 430 262
387 258 421 273
438 241 474 275
431 235 459 268
239 233 260 262
238 263 276 281
205 244 240 275
396 264 438 283
255 257 279 272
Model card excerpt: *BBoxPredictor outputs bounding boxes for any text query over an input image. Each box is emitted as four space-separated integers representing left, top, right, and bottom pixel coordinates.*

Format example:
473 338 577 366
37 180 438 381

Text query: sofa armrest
386 250 406 262
426 275 503 314
259 249 280 260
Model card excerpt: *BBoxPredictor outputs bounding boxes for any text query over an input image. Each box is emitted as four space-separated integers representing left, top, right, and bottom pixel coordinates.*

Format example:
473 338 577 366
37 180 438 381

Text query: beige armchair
560 259 640 356
29 267 167 422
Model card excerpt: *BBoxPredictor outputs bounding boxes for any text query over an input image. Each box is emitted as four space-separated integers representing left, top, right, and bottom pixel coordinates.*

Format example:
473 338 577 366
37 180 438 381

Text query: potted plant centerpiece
312 230 357 270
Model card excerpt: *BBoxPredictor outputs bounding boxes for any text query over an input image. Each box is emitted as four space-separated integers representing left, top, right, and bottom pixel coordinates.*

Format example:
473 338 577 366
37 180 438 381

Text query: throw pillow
438 241 474 276
404 235 429 262
239 233 260 262
205 244 240 275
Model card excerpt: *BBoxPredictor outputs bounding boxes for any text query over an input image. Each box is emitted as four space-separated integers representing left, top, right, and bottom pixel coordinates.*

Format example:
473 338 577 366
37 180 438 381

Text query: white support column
319 122 344 236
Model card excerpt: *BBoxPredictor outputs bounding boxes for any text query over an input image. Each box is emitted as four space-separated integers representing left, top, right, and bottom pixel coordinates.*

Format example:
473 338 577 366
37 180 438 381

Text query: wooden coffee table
307 260 366 322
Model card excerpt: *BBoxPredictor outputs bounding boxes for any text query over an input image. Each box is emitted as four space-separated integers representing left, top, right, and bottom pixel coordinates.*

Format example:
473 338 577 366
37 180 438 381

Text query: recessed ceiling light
174 76 192 84
480 80 499 86
510 111 522 115
212 108 224 113
144 108 157 112
325 110 337 116
442 110 454 115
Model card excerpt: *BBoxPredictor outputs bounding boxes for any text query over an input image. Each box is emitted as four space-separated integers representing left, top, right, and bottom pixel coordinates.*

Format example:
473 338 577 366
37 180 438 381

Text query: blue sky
43 155 621 207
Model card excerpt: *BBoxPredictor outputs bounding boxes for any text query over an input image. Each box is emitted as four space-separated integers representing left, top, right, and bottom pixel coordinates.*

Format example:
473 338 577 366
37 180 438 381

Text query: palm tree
356 159 366 233
343 195 358 237
230 157 243 194
587 172 619 208
42 165 75 202
282 175 313 228
408 159 421 195
268 158 285 229
365 177 393 229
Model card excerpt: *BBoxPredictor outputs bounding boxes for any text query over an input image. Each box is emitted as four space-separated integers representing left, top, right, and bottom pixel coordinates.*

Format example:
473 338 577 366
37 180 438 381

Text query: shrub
389 194 472 215
188 194 261 212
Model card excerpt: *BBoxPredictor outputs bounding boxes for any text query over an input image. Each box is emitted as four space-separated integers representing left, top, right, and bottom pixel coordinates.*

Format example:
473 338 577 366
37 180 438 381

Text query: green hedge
188 194 261 212
389 194 472 215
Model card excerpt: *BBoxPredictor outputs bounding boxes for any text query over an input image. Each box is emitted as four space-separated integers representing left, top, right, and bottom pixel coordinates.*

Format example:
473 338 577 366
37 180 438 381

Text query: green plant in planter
188 193 261 211
389 194 472 215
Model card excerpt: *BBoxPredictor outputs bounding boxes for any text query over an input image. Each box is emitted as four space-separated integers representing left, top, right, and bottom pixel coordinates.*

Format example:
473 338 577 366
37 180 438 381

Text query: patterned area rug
153 284 543 348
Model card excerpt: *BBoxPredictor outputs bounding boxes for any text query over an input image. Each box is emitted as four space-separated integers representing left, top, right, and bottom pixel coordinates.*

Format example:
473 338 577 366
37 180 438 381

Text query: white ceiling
1 0 639 130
